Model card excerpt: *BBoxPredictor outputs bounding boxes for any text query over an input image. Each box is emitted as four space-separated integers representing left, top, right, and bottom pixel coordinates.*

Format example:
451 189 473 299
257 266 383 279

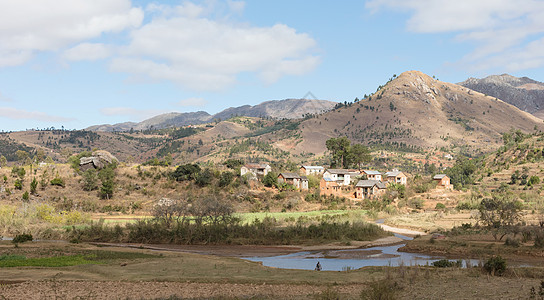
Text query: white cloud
0 0 143 67
367 0 544 72
63 43 112 61
100 107 167 120
177 97 207 107
111 2 319 90
0 107 74 122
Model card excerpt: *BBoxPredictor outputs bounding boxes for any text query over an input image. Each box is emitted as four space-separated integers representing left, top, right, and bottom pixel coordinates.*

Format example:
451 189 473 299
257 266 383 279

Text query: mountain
86 99 337 132
458 74 544 119
212 99 336 120
291 71 544 156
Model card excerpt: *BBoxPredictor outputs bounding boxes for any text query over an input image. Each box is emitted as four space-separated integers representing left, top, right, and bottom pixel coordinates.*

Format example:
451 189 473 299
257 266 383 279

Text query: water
243 233 480 271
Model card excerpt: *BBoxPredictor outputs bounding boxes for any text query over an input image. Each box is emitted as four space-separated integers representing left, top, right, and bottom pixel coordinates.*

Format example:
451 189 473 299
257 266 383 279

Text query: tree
15 150 29 164
30 178 38 195
218 171 234 187
0 155 6 167
171 164 201 181
478 193 522 241
445 157 476 189
326 137 351 168
98 165 116 199
82 169 98 191
262 172 278 188
349 144 371 170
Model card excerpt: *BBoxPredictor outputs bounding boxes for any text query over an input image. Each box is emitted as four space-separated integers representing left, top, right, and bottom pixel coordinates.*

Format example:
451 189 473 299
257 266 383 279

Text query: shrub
360 280 400 300
50 177 66 187
435 203 446 210
22 191 29 201
14 179 23 190
12 233 33 244
432 259 462 268
483 256 506 276
534 232 544 248
504 237 520 247
30 178 38 194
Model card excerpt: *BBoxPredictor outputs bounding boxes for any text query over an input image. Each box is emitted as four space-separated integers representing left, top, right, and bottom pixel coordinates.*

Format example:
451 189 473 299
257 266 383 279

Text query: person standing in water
315 261 322 271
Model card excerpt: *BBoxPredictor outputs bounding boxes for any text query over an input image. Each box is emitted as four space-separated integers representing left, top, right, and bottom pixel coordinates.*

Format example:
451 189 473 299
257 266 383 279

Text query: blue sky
0 0 543 131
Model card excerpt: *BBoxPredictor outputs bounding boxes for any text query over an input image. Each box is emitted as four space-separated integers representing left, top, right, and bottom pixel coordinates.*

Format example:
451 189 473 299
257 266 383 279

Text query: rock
79 150 118 170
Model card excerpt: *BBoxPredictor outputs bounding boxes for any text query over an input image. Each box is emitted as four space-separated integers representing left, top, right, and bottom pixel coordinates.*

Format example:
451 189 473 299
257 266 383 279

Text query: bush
22 191 29 201
534 232 544 248
12 233 33 244
432 259 462 268
435 203 446 210
360 280 400 300
50 177 66 187
14 179 22 190
483 256 506 276
504 237 520 247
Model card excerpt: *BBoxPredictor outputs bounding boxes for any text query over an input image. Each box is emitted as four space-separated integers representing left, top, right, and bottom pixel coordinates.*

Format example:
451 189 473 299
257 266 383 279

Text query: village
240 163 453 201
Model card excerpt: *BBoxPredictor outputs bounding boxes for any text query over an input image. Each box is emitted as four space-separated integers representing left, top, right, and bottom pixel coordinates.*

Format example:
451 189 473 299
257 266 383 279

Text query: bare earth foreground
1 238 544 299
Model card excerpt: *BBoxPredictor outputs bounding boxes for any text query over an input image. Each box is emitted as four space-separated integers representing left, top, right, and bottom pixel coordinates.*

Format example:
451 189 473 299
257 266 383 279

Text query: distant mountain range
86 99 337 132
459 74 544 119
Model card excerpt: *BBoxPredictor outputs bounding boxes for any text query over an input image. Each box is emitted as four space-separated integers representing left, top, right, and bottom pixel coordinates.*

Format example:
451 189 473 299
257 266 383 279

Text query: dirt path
376 223 427 236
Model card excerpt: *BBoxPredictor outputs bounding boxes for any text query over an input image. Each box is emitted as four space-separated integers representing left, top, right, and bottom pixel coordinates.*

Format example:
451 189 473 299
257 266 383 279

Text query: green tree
98 165 116 199
262 172 278 188
218 171 234 187
445 157 476 189
82 169 98 191
348 143 371 170
15 150 29 164
30 178 38 195
171 164 201 181
0 155 7 167
326 137 351 168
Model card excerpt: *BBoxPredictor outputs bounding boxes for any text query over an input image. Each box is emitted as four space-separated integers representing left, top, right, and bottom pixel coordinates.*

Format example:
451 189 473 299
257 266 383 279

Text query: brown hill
295 71 544 156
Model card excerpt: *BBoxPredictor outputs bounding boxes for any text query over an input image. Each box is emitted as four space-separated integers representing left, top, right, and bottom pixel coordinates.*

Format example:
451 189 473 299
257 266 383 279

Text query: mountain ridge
458 74 544 118
87 99 337 132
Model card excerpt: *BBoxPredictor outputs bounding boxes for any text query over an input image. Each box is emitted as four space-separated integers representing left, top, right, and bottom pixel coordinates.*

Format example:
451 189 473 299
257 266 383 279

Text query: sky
1 0 544 131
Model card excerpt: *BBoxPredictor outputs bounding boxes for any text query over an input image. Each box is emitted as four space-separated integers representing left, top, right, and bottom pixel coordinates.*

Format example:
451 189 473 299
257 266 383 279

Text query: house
433 174 453 190
320 177 342 196
300 165 325 176
355 180 387 199
240 163 271 177
278 173 309 190
384 169 407 185
323 169 352 186
361 170 382 181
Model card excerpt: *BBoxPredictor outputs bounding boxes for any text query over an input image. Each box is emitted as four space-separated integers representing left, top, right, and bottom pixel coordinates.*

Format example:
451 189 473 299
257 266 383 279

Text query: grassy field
1 241 543 299
235 209 369 224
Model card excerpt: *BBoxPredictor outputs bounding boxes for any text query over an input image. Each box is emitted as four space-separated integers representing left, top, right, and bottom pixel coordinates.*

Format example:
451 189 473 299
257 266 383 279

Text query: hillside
87 99 337 132
459 74 544 119
295 71 544 156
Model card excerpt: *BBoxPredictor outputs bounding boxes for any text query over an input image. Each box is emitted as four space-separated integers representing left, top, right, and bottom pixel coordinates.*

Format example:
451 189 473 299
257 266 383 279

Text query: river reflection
243 233 480 271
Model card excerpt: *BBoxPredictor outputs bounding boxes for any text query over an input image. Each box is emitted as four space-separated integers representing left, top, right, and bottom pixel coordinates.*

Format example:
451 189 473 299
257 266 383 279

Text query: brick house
384 169 407 185
278 172 309 190
240 163 271 178
361 170 382 181
299 165 325 176
320 177 342 196
355 180 387 199
322 169 352 186
433 174 453 190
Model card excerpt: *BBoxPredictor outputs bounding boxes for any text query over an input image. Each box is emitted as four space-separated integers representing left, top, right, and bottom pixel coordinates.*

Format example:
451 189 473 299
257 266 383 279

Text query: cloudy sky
1 0 543 131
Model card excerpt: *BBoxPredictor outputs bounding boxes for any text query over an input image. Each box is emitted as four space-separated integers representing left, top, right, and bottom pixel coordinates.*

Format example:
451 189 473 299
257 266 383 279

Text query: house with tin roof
355 180 387 199
384 169 407 185
278 172 309 190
